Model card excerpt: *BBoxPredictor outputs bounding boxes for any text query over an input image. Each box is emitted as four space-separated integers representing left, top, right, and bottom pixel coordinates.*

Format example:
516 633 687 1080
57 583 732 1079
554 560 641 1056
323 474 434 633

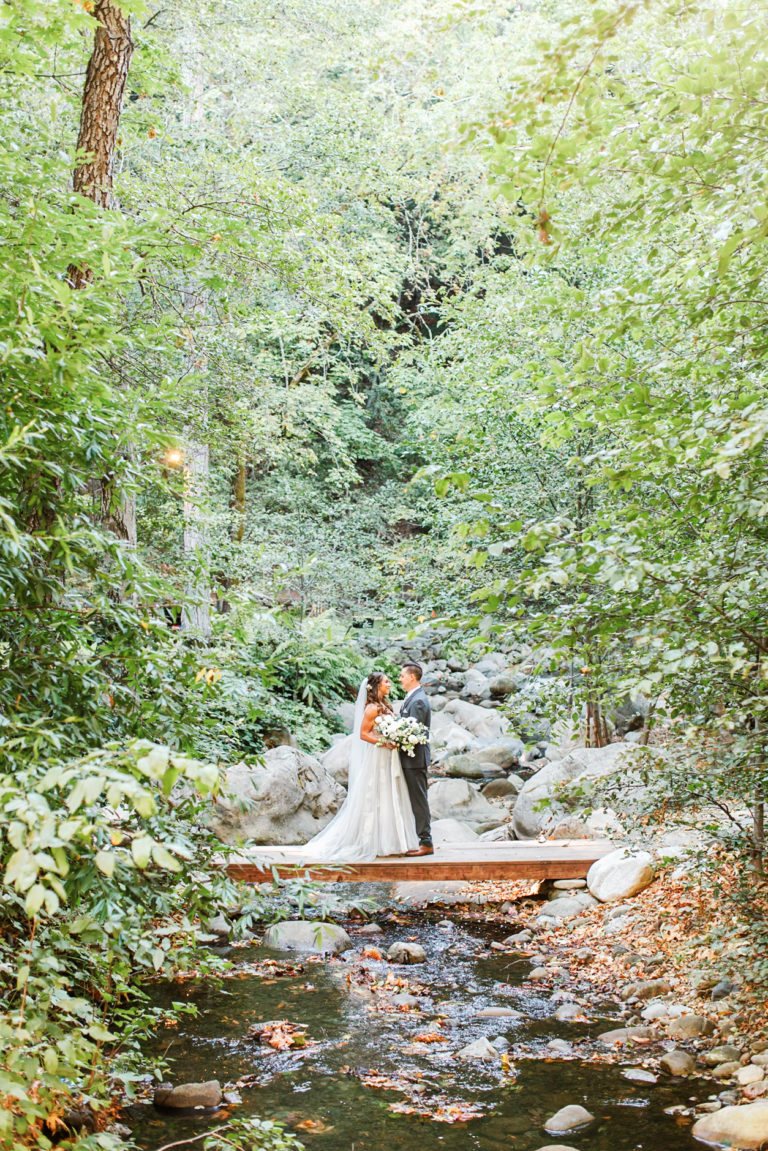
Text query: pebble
660 1050 696 1077
623 1068 658 1084
552 879 587 890
474 1007 524 1019
387 942 426 964
547 1039 573 1053
529 967 549 981
357 923 384 935
543 1104 594 1134
736 1065 765 1086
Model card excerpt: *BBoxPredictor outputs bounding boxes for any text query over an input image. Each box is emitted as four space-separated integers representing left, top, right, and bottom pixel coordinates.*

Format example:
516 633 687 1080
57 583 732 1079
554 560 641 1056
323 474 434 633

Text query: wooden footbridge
226 839 613 884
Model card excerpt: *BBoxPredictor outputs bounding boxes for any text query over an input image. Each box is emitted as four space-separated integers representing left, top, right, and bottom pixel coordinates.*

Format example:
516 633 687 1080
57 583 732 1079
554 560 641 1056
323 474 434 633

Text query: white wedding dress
302 681 419 862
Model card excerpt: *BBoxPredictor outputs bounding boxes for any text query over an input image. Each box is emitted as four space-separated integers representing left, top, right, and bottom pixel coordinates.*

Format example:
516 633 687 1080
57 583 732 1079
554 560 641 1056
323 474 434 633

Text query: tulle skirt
303 744 419 862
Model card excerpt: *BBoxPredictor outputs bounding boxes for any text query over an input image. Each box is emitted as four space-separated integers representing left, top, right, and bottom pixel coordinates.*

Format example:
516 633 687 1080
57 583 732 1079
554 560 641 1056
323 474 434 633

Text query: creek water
133 901 711 1151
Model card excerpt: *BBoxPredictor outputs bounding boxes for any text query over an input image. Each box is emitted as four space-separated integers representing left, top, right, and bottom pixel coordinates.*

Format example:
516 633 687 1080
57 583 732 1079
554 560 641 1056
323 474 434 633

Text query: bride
303 671 419 862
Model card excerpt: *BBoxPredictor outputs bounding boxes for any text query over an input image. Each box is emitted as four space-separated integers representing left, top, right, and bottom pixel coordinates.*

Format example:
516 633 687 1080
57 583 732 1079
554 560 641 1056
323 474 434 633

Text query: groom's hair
402 662 422 681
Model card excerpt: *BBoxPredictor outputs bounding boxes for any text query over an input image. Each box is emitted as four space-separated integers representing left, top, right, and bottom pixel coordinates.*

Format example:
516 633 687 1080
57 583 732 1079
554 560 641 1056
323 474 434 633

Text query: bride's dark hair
366 671 393 712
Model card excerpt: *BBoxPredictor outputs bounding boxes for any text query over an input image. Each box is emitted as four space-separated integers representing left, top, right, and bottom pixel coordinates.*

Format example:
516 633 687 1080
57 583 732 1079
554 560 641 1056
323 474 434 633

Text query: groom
399 663 433 856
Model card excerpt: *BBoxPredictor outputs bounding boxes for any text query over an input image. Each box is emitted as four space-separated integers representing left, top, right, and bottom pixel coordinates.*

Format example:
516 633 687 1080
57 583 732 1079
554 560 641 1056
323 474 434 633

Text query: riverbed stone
262 921 351 954
587 848 655 903
737 1066 766 1086
533 1146 581 1151
474 1006 524 1019
713 1062 743 1079
543 1105 595 1134
456 1036 499 1061
461 669 492 701
554 1002 585 1021
667 1014 715 1040
703 1045 743 1066
660 1050 696 1076
692 1101 768 1149
598 1025 655 1046
536 895 597 921
624 1068 658 1084
154 1081 222 1110
387 942 427 964
552 879 587 890
210 747 344 845
621 979 671 1001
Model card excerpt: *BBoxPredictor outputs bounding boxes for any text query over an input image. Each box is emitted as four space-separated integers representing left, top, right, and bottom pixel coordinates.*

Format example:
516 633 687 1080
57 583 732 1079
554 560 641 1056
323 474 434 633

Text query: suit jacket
399 686 431 772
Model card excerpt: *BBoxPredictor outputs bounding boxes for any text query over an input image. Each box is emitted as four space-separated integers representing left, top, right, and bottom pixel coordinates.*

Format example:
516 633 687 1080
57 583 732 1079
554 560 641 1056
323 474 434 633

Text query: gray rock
536 895 597 921
320 734 354 786
490 1035 510 1052
480 823 517 842
513 743 642 839
427 779 504 828
692 1101 768 1149
543 1105 595 1134
387 942 427 964
622 979 671 1001
154 1081 222 1110
444 755 505 780
587 848 655 902
432 818 480 845
623 1068 658 1084
554 1002 585 1021
667 1014 715 1040
552 879 587 890
504 930 532 945
461 669 492 701
598 1026 655 1046
547 1038 574 1053
443 699 509 741
481 777 521 798
660 1050 696 1076
210 747 344 845
610 695 650 738
703 1045 743 1066
206 913 231 939
474 1006 524 1019
262 921 351 954
711 978 737 1001
736 1066 766 1086
713 1062 742 1079
488 671 525 697
533 1146 581 1151
456 1037 499 1061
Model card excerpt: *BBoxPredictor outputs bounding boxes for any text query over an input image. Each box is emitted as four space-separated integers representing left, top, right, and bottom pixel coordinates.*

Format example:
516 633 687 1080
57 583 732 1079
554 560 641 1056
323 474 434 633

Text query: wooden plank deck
226 839 613 884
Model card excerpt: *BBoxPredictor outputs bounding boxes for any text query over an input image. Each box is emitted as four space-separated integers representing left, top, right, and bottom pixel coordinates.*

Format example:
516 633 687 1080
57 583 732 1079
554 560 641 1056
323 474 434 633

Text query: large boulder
489 671 524 698
443 699 509 741
512 742 640 839
692 1101 768 1149
587 848 655 902
433 724 478 755
428 779 504 829
334 701 357 732
262 920 351 954
320 734 354 786
210 747 344 845
432 818 480 845
443 754 505 780
461 668 492 700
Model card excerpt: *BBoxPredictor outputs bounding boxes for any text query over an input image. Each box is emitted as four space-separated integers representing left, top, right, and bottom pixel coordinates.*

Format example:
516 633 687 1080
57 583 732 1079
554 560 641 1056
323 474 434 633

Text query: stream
132 891 713 1151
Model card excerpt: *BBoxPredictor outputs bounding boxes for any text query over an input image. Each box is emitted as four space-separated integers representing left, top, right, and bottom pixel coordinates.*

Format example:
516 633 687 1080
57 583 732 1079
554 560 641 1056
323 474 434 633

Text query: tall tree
69 0 137 553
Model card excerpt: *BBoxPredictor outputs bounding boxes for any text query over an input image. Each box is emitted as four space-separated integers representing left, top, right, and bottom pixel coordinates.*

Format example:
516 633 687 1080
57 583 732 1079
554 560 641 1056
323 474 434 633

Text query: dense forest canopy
2 0 768 1146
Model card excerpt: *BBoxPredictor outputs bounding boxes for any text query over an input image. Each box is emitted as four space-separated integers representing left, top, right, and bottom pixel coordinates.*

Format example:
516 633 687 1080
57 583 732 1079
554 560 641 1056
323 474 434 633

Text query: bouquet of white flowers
374 713 428 757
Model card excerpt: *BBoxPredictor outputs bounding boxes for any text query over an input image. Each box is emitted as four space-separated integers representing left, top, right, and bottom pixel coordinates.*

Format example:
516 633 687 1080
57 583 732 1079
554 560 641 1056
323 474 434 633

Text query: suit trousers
402 766 432 847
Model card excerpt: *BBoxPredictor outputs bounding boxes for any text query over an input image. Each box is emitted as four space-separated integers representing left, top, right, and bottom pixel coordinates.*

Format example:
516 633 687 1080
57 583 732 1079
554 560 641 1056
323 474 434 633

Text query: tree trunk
233 456 246 543
68 0 134 288
181 439 211 638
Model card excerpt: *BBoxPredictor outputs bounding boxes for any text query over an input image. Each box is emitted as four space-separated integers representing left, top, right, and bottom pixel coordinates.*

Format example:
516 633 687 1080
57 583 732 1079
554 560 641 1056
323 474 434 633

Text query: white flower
374 714 428 756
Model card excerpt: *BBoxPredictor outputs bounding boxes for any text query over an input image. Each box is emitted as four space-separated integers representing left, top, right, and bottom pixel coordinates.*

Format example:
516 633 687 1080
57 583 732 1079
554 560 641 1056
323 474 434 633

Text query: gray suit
399 686 432 847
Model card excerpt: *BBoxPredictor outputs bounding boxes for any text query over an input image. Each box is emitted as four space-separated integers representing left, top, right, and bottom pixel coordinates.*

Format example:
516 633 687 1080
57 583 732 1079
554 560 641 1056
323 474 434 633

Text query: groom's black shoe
405 845 434 856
